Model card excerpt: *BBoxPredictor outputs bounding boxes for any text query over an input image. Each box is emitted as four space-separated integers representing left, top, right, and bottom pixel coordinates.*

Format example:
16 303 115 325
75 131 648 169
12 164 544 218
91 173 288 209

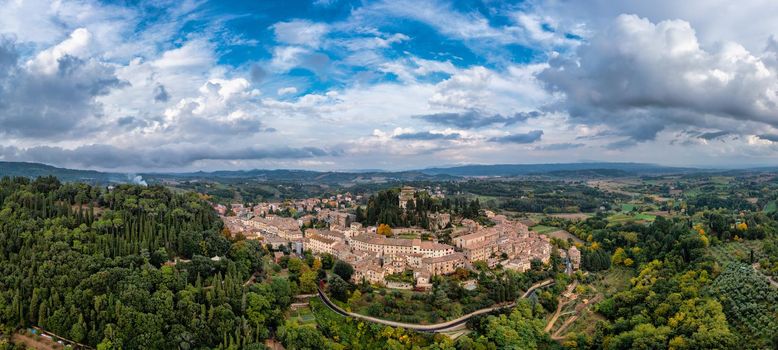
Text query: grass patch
633 213 656 221
620 203 635 212
606 214 631 224
607 213 655 225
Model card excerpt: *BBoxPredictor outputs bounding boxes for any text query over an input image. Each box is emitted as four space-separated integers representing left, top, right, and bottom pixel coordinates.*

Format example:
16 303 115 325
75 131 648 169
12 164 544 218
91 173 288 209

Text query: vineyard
709 262 778 347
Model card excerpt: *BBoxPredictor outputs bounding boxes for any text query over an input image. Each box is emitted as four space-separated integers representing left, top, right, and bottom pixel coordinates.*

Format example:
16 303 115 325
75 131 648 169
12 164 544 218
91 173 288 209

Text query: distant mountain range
141 169 458 184
419 162 697 177
0 161 723 185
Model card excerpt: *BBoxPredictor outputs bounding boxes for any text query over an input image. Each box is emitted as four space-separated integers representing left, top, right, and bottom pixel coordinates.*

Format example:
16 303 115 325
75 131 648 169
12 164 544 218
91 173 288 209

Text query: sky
2 0 778 171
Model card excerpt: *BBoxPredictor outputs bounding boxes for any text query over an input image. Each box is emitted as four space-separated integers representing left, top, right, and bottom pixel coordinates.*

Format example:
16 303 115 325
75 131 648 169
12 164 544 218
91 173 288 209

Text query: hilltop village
218 186 579 288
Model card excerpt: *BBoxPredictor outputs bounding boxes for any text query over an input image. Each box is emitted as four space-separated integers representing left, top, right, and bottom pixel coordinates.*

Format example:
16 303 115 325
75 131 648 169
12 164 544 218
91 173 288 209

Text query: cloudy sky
2 0 778 171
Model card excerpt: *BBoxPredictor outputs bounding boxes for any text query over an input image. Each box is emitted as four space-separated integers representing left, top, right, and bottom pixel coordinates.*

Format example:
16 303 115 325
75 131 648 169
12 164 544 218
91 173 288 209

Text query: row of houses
304 228 466 288
453 215 555 272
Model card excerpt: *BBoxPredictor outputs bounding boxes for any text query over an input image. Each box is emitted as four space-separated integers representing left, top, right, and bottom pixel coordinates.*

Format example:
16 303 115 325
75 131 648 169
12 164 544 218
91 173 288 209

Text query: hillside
0 161 125 183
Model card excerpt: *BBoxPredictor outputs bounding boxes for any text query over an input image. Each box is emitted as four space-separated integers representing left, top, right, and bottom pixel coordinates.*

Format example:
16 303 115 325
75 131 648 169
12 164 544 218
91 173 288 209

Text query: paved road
317 279 555 333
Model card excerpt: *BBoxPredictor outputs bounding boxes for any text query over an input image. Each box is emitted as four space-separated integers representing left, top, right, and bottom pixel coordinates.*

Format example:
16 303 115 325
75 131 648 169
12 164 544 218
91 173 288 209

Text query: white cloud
270 46 309 72
27 28 93 74
528 0 778 52
540 14 778 144
336 33 409 51
430 64 552 115
272 20 329 48
152 40 216 70
5 0 778 170
277 87 298 95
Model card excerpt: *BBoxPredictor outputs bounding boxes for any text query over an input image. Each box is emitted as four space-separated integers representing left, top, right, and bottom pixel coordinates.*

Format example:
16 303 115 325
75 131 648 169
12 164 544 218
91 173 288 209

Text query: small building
568 246 581 270
415 271 432 290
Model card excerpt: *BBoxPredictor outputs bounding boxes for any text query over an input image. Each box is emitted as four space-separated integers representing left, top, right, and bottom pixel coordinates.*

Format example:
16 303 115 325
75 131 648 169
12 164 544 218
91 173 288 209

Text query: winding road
316 279 554 333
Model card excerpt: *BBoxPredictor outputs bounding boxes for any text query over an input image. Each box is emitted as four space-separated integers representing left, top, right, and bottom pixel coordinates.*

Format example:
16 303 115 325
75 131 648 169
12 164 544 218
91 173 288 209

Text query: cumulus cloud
0 33 124 139
540 14 778 145
489 130 544 144
162 78 273 139
26 27 93 74
414 110 540 129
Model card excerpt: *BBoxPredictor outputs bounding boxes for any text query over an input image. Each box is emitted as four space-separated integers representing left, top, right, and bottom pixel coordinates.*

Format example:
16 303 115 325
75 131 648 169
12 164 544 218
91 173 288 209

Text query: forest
360 189 482 229
0 176 288 349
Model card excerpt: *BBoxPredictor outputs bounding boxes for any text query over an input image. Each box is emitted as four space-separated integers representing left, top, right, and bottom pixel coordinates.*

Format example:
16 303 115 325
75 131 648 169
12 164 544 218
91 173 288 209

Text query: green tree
333 260 354 282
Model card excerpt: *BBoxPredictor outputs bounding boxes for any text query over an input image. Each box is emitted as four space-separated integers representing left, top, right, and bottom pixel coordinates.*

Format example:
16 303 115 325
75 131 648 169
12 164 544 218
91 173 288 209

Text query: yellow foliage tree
736 222 748 231
611 247 626 265
699 234 709 247
377 223 392 236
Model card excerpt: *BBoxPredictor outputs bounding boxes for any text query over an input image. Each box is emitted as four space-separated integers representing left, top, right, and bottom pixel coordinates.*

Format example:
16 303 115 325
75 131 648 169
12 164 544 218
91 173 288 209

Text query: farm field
548 213 593 221
606 212 656 225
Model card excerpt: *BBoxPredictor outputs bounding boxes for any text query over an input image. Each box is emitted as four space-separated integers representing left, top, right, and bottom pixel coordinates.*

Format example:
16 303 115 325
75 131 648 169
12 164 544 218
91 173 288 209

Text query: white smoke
128 174 148 187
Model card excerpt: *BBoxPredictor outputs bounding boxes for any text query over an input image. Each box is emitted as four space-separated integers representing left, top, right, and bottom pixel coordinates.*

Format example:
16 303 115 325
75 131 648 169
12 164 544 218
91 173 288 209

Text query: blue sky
2 0 778 171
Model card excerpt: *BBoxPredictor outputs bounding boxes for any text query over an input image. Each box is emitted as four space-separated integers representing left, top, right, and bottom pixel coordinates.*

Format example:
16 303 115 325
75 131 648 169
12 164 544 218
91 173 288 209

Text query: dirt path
544 282 577 332
551 294 603 340
767 275 778 288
